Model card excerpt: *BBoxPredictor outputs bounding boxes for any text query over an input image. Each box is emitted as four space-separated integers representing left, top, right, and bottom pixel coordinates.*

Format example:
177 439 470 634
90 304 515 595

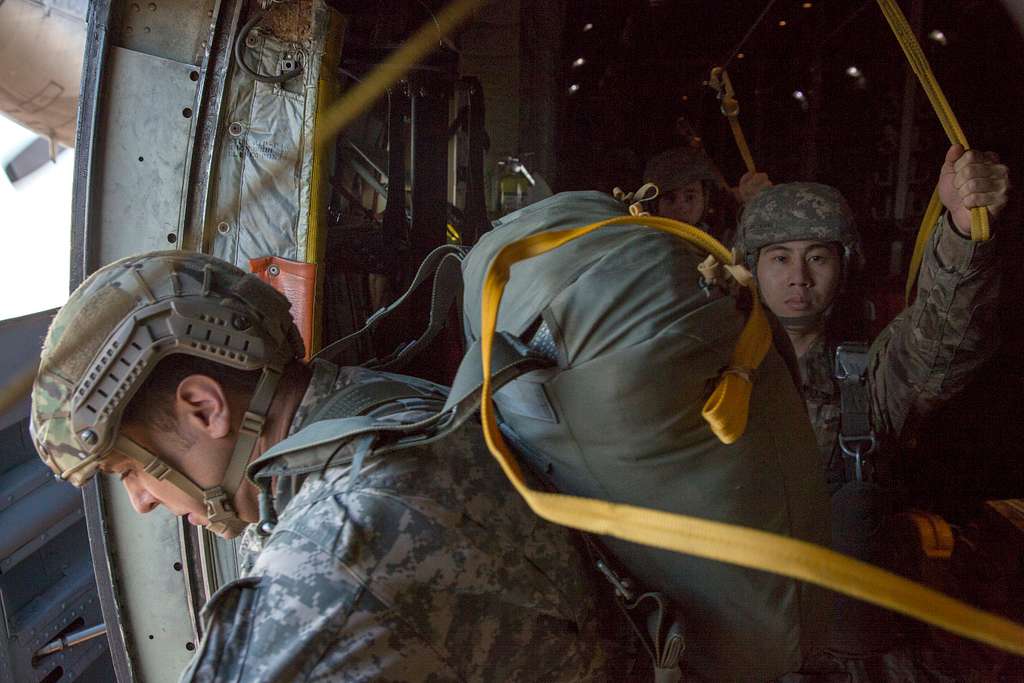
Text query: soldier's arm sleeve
178 526 459 683
868 211 1000 444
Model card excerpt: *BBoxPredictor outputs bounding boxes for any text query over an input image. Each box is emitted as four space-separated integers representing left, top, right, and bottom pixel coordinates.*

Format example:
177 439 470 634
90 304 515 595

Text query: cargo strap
314 244 465 369
587 537 684 683
473 215 1024 656
501 421 686 682
834 343 877 483
875 0 990 307
709 66 757 174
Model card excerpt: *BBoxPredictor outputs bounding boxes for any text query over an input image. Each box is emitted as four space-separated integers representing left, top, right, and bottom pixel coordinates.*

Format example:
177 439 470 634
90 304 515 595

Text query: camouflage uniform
797 213 998 681
28 250 616 683
736 184 999 484
799 212 999 491
738 185 1002 680
182 359 617 682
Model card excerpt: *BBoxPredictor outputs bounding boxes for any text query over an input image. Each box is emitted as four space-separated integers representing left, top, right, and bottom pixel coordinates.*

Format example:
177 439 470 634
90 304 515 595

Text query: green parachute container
461 191 832 681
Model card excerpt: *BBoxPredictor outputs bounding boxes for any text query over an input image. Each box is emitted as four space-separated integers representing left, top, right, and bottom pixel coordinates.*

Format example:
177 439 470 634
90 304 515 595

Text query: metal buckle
834 343 870 382
596 559 636 602
839 435 877 482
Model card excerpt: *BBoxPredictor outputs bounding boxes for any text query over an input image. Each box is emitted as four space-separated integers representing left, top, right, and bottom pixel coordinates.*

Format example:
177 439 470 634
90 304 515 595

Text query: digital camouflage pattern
30 250 302 485
183 359 618 682
643 146 718 195
791 211 1000 680
735 182 863 271
797 212 1000 482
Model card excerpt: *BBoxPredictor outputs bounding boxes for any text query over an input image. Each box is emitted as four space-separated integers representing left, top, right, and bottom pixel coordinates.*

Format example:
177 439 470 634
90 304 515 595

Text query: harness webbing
477 216 1024 656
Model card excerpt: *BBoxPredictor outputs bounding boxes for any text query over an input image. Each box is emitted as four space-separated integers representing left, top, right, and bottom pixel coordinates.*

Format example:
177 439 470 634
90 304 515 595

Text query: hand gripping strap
876 0 989 242
475 214 1024 656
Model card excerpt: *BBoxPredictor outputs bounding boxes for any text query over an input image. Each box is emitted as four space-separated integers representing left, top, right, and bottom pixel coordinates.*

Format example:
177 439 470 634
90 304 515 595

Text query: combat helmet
735 182 863 327
30 250 304 536
643 146 719 196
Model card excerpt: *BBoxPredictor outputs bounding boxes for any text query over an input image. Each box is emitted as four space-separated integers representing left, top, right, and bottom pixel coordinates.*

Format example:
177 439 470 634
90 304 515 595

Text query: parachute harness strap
875 0 990 305
709 67 757 174
476 215 1024 656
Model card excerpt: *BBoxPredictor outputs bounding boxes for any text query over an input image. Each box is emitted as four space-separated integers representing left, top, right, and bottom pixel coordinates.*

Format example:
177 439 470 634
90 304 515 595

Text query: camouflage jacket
799 213 1000 488
180 360 615 682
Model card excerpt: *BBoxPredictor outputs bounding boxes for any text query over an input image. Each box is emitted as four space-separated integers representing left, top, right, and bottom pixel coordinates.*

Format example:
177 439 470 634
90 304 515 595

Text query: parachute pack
312 190 1024 679
461 191 832 679
316 191 831 679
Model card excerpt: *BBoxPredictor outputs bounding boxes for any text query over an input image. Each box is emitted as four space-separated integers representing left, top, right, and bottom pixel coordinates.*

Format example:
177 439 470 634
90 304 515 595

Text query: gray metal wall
0 310 114 682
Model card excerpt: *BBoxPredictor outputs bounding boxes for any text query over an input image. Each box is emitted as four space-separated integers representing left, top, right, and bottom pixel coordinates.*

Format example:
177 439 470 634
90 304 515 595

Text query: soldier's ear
175 375 232 440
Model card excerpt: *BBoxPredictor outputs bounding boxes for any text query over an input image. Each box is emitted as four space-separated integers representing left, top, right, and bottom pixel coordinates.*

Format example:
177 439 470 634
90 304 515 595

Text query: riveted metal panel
113 0 216 67
93 46 199 264
98 475 196 683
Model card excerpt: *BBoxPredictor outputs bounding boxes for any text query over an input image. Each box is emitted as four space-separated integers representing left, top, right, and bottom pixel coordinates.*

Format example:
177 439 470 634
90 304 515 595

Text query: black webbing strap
834 342 878 482
580 516 686 682
314 245 465 366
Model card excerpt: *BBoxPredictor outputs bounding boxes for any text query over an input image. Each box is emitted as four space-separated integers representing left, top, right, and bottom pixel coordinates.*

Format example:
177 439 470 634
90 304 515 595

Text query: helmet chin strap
774 296 837 334
115 367 283 538
775 311 826 330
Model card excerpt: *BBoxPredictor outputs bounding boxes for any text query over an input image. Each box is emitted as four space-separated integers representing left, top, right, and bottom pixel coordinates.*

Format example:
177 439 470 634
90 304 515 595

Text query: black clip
256 486 278 537
596 559 636 602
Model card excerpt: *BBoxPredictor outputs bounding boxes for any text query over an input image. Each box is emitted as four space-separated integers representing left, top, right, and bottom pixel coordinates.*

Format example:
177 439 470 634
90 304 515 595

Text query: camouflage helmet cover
735 182 863 269
31 250 304 487
643 146 719 196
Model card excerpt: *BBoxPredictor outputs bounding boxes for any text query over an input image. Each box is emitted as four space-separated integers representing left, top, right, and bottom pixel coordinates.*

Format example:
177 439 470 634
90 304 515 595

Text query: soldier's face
755 240 841 321
100 420 241 538
657 181 706 225
100 448 211 527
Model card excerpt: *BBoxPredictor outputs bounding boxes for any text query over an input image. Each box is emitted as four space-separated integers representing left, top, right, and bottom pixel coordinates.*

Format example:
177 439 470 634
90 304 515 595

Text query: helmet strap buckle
203 486 236 522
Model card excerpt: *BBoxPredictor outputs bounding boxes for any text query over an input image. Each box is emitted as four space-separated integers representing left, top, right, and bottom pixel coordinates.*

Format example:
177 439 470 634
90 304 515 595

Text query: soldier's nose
789 262 813 286
123 478 160 514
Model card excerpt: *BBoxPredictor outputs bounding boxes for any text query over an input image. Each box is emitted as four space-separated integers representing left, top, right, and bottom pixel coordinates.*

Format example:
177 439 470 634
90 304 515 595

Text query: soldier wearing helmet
30 250 618 681
643 146 771 241
735 144 1010 678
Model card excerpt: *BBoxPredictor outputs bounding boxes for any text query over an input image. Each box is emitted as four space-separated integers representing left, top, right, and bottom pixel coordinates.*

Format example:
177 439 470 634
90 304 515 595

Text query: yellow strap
478 215 1024 656
727 115 757 175
446 223 461 243
305 12 349 354
313 0 486 152
904 184 943 305
876 0 989 242
710 67 757 174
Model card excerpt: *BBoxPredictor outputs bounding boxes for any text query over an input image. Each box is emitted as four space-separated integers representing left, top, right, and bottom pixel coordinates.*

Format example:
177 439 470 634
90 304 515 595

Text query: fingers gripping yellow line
478 215 1024 656
876 0 989 242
